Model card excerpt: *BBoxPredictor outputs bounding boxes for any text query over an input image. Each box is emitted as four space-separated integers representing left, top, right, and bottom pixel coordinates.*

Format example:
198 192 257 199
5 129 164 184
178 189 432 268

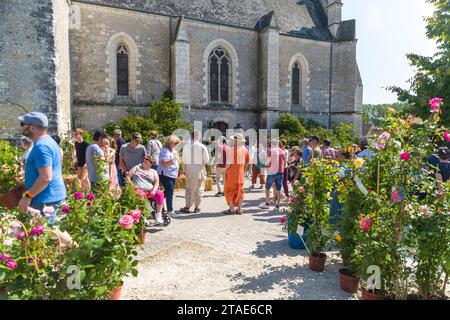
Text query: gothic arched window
209 48 231 103
292 62 301 105
117 43 129 96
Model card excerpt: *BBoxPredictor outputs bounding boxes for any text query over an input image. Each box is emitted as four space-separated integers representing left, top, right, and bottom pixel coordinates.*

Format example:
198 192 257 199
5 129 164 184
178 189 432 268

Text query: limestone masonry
0 0 363 139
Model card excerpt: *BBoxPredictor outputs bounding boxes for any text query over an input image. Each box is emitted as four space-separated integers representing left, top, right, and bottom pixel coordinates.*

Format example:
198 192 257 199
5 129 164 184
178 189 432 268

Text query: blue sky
342 0 437 104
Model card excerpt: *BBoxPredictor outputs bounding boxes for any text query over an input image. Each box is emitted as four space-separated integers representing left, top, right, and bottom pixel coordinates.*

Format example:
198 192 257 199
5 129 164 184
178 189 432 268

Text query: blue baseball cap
18 112 48 127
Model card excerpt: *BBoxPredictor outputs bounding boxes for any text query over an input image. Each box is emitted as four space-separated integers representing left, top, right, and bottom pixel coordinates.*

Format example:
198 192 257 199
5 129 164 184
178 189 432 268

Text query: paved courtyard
122 180 355 300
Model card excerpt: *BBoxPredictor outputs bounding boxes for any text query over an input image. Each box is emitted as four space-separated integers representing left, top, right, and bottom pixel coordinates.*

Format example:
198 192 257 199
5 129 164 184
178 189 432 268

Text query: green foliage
0 141 22 194
388 0 450 125
105 98 192 144
352 106 449 299
362 103 410 126
286 159 339 257
0 160 147 299
336 170 367 274
60 138 75 176
274 113 360 148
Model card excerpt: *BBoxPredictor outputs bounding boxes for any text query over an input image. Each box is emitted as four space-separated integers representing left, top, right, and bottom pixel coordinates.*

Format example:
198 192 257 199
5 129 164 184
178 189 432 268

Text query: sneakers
259 203 270 209
215 192 224 197
155 212 164 225
168 211 179 218
194 208 201 213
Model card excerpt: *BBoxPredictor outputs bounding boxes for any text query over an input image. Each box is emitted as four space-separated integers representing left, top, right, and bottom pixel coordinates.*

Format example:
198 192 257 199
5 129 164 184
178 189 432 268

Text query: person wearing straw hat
223 133 250 215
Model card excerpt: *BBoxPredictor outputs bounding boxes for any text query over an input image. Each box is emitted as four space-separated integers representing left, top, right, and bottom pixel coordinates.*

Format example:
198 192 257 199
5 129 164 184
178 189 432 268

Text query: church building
0 0 363 139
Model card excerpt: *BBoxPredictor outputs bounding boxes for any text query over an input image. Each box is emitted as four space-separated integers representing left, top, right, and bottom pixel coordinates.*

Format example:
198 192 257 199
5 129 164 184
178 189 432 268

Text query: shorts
265 173 283 191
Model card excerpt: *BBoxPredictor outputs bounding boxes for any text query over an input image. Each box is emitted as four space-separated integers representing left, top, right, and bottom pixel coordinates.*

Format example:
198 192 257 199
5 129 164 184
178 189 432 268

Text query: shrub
105 98 192 144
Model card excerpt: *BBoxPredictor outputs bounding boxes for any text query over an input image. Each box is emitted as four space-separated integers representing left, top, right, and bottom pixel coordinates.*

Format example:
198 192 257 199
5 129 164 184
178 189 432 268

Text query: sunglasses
20 122 31 127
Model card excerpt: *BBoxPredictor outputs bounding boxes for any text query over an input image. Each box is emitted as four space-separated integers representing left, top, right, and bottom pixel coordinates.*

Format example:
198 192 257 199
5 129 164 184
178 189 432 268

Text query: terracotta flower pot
139 231 146 244
0 185 25 209
361 288 387 300
309 254 326 272
109 285 123 300
339 268 359 293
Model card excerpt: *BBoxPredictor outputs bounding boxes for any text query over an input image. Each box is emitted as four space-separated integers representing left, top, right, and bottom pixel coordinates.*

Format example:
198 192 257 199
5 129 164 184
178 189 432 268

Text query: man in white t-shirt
180 131 210 214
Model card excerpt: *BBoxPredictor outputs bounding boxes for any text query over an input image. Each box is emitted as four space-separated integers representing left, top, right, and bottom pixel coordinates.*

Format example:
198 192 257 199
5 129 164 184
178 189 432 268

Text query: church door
213 122 228 136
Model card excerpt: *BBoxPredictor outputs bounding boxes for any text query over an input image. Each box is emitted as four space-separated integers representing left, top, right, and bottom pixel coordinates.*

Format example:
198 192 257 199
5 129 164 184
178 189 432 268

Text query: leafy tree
274 113 309 146
105 98 192 143
388 0 450 124
362 103 410 127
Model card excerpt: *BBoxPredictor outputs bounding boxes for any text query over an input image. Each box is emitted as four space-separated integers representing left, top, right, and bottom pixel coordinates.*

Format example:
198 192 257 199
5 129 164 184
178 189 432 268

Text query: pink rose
298 186 305 193
128 209 142 224
119 215 134 229
16 232 26 241
374 143 385 150
73 192 84 200
0 253 11 261
379 132 391 140
85 193 95 201
30 225 45 236
61 205 71 214
9 221 21 230
400 152 410 161
134 189 147 200
5 259 17 270
429 98 443 111
290 196 298 204
360 218 372 232
42 206 55 216
391 190 402 203
279 216 287 224
444 131 450 142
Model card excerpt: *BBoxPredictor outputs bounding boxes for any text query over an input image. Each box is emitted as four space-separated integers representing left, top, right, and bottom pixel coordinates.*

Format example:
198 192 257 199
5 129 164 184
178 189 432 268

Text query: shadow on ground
227 263 352 300
251 239 304 258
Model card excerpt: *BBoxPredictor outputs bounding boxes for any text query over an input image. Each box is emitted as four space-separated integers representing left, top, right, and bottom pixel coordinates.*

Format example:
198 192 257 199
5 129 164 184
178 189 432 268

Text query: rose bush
0 141 23 196
350 98 449 299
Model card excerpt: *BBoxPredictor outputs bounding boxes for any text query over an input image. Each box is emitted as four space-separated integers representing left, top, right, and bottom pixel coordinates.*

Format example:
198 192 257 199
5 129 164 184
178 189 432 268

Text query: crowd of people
14 111 450 230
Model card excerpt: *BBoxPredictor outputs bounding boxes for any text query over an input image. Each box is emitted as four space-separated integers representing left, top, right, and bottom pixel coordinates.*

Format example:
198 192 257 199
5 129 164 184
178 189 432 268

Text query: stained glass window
117 44 129 96
292 63 300 105
209 47 231 103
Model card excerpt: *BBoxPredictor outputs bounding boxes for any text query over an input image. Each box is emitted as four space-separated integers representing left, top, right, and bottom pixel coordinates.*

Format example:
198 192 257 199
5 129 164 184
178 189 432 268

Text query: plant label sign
354 175 369 196
297 225 304 236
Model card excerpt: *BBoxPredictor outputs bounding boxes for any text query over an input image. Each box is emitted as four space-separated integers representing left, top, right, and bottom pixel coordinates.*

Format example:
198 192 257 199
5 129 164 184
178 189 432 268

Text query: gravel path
122 181 355 300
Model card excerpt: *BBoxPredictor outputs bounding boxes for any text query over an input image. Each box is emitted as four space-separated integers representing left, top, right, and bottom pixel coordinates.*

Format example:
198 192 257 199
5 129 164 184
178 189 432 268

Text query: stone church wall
70 2 171 130
0 0 70 139
279 35 332 126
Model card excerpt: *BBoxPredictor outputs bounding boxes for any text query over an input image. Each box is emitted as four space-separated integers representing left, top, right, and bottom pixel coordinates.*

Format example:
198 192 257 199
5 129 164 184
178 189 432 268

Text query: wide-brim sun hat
231 133 246 142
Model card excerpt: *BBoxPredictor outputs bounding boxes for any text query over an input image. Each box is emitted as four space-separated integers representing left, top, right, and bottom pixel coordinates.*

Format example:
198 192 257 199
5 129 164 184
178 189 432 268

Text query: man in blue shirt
17 112 67 218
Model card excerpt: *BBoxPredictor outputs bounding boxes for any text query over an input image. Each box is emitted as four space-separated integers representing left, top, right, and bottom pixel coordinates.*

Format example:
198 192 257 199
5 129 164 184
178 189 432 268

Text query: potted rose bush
335 160 367 293
353 99 449 300
118 184 149 244
0 209 65 300
283 179 310 250
299 159 339 272
54 182 140 300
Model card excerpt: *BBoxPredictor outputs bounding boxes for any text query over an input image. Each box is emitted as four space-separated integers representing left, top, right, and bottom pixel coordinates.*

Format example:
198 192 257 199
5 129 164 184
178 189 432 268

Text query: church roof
77 0 334 41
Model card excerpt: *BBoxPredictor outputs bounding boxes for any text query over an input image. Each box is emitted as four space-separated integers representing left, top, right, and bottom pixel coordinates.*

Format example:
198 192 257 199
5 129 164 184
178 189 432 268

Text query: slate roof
77 0 334 41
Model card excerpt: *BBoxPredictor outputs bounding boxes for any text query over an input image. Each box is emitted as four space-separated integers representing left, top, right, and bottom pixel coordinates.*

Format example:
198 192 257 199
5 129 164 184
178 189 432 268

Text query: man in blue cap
17 112 67 221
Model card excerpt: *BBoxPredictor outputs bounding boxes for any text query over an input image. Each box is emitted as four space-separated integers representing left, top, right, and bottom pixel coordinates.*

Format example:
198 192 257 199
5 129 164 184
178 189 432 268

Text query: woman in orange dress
223 133 250 215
